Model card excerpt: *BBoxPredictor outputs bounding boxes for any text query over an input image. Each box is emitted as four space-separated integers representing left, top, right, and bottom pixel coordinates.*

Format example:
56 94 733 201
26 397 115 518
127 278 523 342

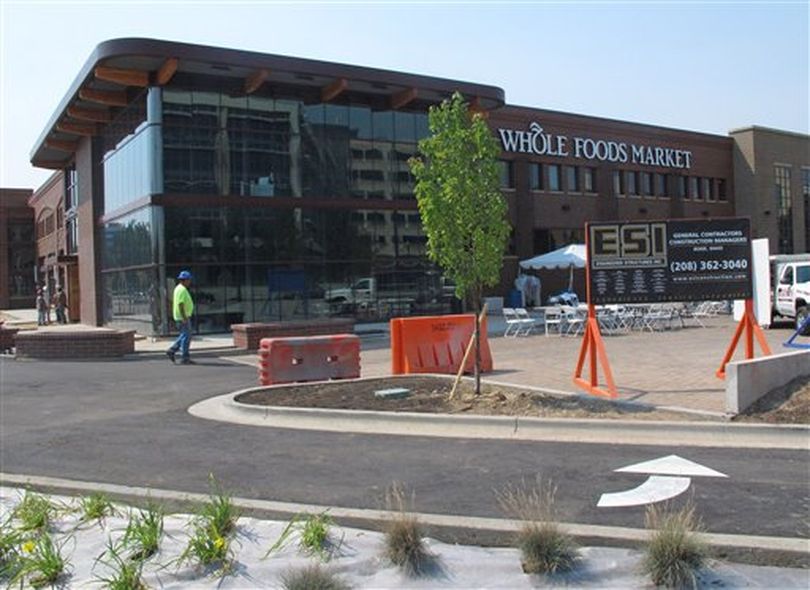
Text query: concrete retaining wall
726 350 810 414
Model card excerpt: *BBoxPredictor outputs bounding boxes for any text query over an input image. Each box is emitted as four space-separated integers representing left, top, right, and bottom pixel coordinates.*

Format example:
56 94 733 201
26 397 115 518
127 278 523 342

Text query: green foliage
409 91 510 306
178 476 239 574
79 492 116 523
121 503 164 561
643 502 707 588
382 482 431 576
264 511 341 561
12 491 56 532
7 532 69 588
496 476 579 574
94 541 147 590
280 563 350 590
198 475 239 537
0 517 24 579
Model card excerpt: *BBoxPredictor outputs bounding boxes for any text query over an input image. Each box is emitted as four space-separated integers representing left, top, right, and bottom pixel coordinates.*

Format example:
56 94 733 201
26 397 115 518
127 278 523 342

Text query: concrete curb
2 472 807 561
188 384 810 449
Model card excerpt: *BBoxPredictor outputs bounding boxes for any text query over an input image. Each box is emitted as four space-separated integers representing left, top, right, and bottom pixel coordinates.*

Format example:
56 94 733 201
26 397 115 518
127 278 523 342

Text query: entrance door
67 265 80 322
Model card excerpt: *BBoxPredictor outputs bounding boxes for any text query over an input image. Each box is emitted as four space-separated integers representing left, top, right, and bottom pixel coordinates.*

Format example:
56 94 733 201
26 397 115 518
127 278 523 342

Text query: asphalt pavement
1 354 807 544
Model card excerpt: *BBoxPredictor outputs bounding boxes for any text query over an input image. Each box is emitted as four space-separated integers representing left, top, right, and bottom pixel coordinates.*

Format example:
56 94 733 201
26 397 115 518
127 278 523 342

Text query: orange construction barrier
258 334 360 385
390 314 493 375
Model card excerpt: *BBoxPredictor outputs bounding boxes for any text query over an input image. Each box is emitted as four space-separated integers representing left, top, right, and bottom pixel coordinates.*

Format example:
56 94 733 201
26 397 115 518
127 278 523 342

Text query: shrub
12 491 56 532
8 532 70 588
121 502 164 561
382 482 431 575
280 563 350 590
643 502 707 588
496 476 579 574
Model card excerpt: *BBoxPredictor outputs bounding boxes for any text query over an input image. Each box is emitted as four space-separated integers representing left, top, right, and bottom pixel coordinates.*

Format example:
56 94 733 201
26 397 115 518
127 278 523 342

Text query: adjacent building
25 38 809 334
0 189 35 309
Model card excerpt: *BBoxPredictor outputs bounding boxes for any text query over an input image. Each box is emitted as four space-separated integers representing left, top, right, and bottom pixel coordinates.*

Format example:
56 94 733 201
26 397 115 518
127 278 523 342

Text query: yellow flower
213 537 225 550
22 540 35 554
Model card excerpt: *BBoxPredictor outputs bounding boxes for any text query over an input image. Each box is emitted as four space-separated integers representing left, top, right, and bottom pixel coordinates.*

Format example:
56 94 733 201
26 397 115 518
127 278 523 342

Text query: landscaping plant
12 490 56 532
496 476 579 574
79 492 116 523
8 532 70 588
642 501 707 589
178 476 240 573
382 482 431 575
121 502 164 561
198 475 239 537
94 540 147 590
0 516 23 580
280 563 350 590
264 511 342 561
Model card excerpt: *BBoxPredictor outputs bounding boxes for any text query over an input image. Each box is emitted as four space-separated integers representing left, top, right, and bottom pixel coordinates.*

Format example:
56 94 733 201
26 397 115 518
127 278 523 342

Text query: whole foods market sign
497 122 693 170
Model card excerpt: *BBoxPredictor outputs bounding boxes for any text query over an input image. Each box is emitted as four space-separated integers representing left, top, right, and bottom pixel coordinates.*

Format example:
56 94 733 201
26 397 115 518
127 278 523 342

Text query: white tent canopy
519 244 587 292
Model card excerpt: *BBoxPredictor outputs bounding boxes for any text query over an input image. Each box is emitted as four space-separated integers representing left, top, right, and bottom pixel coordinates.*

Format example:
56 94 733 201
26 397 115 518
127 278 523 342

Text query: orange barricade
390 314 493 375
258 334 360 385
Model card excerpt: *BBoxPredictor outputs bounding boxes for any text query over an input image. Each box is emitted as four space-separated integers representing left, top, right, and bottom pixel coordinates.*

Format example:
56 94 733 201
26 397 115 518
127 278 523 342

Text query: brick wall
14 330 135 359
232 318 356 350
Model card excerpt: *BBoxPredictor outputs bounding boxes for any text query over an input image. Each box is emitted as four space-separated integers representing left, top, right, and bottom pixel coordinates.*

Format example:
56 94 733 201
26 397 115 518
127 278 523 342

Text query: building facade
0 188 35 309
28 39 809 334
730 126 810 256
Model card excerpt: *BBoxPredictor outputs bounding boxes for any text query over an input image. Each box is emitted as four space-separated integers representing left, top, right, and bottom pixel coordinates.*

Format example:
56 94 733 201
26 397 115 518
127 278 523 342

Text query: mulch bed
733 377 810 424
235 376 706 421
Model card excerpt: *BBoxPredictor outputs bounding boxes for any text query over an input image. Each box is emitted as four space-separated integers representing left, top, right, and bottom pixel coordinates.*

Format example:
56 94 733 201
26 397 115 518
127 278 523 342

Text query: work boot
166 350 176 363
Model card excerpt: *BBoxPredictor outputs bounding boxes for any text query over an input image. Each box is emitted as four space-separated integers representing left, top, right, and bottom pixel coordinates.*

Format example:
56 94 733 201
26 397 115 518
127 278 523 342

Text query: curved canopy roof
31 38 505 169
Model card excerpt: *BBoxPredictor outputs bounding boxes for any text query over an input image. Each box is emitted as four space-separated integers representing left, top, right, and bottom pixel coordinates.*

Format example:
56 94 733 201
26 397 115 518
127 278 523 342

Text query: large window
161 90 429 201
627 171 639 196
566 166 579 192
775 165 792 253
499 161 514 189
641 172 653 196
529 163 543 190
583 167 596 193
548 165 561 191
612 170 624 196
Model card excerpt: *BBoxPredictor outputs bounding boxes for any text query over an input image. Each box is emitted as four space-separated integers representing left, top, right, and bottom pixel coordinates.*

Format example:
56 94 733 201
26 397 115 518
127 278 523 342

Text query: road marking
615 454 728 478
597 475 692 508
598 455 728 508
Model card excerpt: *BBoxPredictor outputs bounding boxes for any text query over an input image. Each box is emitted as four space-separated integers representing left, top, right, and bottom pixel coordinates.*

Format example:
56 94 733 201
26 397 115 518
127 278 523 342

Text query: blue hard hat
177 270 192 280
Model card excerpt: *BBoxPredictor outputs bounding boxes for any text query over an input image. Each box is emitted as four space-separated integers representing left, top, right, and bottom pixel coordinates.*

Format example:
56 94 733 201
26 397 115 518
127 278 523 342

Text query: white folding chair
561 305 585 336
514 308 538 336
543 306 563 336
502 308 523 337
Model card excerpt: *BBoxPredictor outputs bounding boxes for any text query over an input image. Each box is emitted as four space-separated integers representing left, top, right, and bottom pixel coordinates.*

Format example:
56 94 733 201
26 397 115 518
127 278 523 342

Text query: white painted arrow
597 455 727 508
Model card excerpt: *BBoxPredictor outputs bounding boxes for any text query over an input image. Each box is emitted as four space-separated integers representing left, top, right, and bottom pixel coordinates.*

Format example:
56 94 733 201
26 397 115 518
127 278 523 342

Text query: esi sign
587 217 753 304
497 122 694 170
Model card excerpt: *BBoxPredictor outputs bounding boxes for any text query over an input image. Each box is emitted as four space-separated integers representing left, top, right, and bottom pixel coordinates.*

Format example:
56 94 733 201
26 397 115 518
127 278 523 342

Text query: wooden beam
45 139 79 153
391 87 418 110
79 88 128 107
321 77 348 102
155 57 178 86
67 106 111 123
244 69 269 94
94 65 149 87
56 121 97 137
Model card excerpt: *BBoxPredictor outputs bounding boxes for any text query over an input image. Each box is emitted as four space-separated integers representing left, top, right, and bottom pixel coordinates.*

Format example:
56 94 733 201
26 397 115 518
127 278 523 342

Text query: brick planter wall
14 330 135 359
231 319 356 351
0 326 18 353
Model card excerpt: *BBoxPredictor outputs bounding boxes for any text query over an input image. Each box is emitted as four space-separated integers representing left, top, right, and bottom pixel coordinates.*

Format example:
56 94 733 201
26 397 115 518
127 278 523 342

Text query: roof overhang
31 38 505 169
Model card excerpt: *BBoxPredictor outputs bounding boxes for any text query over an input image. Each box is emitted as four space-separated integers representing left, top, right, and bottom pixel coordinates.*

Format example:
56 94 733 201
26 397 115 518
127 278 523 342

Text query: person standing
166 270 195 365
36 287 48 326
54 287 68 324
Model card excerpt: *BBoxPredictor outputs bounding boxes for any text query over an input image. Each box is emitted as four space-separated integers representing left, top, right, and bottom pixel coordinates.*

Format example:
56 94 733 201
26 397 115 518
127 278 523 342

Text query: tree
409 92 511 394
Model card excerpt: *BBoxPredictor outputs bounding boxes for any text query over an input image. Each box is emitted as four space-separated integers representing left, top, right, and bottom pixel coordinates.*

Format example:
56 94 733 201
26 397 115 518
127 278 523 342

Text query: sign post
577 217 767 397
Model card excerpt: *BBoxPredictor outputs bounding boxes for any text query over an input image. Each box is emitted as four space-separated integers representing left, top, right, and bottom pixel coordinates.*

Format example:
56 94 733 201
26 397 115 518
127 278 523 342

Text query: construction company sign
497 121 693 170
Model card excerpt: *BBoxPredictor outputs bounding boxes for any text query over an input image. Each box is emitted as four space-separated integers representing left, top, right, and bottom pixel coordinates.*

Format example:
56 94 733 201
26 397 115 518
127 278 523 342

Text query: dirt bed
236 376 710 421
733 377 810 424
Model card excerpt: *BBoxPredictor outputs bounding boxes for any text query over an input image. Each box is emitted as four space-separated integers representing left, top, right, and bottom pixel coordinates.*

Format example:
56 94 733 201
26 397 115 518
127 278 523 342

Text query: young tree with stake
409 92 511 395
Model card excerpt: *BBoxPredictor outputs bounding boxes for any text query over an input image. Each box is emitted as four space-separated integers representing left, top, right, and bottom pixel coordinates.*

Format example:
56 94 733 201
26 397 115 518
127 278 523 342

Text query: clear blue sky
1 0 807 190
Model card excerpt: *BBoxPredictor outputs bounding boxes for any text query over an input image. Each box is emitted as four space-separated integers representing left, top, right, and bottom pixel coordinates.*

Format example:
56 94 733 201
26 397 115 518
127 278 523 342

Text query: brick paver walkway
360 316 799 414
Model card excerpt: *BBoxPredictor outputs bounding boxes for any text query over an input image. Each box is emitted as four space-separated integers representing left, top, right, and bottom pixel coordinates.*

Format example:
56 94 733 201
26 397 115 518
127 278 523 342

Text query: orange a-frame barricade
572 230 618 399
715 299 772 378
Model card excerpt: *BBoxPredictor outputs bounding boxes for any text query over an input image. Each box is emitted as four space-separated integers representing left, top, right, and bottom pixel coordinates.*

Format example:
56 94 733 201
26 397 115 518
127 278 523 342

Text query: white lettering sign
497 121 693 170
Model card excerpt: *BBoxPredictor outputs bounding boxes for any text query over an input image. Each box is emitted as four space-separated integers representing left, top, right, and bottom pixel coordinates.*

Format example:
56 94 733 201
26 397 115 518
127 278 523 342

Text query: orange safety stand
716 299 772 378
573 304 618 399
